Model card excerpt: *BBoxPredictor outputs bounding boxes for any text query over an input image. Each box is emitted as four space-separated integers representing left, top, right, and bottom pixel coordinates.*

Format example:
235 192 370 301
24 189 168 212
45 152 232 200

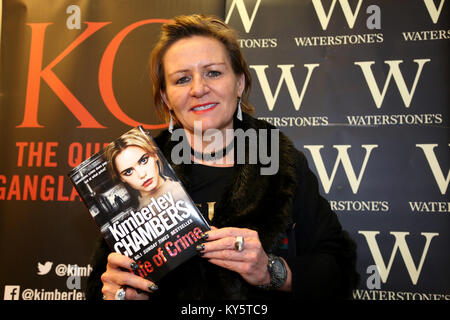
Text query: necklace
190 139 234 161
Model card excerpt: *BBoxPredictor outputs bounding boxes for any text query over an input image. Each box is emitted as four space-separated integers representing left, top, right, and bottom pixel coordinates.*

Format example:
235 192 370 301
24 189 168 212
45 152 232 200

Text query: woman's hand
101 252 158 300
198 227 291 291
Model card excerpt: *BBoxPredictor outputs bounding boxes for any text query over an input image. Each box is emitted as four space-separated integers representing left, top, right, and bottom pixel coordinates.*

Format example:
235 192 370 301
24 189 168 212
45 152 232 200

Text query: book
68 126 210 283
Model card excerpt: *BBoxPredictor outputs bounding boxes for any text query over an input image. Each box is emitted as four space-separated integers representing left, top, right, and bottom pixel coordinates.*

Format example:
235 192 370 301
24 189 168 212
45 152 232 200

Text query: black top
85 113 359 300
188 163 234 224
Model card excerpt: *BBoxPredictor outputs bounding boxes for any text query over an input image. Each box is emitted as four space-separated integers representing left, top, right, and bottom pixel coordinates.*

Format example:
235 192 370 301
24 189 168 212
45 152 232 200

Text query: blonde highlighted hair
104 128 159 181
149 14 254 125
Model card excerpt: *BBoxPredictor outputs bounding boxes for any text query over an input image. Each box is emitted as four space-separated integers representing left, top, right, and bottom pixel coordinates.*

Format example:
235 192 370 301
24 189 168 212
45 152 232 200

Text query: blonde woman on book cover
87 14 359 300
104 127 182 211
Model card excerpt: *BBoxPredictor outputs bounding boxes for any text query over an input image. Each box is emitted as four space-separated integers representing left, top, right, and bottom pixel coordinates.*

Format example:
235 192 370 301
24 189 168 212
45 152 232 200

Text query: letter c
114 242 127 256
99 19 171 129
164 241 178 257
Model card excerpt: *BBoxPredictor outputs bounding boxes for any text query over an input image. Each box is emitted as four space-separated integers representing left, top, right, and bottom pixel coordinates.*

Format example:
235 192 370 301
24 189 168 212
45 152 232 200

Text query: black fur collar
155 113 297 251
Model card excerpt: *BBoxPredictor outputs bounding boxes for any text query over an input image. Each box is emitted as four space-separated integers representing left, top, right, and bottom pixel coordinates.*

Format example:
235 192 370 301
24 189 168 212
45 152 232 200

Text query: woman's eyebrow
204 62 226 68
167 62 226 76
119 152 148 175
167 69 189 77
139 153 149 161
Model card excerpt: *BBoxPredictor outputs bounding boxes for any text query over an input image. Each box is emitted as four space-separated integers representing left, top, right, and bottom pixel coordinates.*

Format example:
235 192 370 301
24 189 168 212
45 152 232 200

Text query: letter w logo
355 59 430 109
303 144 377 194
312 0 363 30
416 144 450 195
250 64 319 111
225 0 262 33
423 0 446 24
358 231 439 285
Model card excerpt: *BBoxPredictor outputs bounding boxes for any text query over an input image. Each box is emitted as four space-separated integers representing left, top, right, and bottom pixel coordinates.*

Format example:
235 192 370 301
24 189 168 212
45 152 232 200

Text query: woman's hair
104 127 159 181
150 14 254 125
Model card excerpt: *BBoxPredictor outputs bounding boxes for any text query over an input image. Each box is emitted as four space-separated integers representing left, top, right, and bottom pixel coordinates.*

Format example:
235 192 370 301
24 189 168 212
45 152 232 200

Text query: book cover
68 126 210 283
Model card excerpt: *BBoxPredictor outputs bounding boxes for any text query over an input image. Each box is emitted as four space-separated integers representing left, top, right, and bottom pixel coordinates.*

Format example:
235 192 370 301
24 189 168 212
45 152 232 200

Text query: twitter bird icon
37 261 53 275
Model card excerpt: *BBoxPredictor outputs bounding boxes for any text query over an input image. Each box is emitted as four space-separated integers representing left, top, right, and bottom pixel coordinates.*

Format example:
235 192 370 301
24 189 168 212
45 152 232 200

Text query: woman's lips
190 103 218 114
142 178 153 188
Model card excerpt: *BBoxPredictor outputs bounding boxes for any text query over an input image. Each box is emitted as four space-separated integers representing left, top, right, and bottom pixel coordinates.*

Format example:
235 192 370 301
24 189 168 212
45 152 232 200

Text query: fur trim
155 113 297 249
153 114 298 299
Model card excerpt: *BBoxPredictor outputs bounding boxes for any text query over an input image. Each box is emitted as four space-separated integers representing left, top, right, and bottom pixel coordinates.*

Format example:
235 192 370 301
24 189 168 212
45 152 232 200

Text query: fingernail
149 283 158 291
196 243 205 251
130 262 139 270
201 232 209 240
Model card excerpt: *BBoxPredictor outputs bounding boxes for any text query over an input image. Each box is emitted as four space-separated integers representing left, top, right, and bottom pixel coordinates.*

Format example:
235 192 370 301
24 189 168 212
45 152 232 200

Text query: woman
104 127 179 210
87 14 359 300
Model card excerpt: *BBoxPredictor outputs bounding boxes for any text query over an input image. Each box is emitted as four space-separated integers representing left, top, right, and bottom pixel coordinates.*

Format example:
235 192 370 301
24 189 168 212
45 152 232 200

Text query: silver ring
234 236 244 251
115 287 126 300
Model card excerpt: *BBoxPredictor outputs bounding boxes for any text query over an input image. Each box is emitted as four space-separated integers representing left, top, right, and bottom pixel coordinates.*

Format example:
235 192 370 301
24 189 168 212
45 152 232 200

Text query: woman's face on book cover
115 146 160 194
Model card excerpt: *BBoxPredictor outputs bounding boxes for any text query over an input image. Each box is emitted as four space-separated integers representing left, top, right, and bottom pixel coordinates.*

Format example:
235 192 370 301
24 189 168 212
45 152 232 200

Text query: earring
168 111 174 133
237 97 243 121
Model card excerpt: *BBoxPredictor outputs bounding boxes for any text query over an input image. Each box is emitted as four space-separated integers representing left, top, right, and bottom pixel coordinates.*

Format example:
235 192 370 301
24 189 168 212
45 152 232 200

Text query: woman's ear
161 90 171 110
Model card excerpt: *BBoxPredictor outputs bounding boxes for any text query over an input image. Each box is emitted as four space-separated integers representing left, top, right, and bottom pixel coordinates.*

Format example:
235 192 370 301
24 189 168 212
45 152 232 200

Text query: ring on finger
234 236 244 251
115 287 126 300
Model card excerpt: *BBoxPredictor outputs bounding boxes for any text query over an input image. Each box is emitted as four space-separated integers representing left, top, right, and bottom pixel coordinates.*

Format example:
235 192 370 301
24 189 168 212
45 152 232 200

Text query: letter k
19 22 110 128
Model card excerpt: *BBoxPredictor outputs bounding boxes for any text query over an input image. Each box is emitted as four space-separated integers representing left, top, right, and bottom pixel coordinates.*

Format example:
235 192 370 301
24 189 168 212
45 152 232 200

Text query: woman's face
161 36 245 133
114 146 160 194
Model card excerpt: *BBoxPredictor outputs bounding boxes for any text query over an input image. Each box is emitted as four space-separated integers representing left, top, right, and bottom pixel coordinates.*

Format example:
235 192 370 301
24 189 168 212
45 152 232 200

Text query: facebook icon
4 286 20 300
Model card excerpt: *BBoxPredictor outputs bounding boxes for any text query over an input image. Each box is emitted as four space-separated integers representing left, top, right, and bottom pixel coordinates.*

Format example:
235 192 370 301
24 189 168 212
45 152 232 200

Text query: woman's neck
184 127 235 167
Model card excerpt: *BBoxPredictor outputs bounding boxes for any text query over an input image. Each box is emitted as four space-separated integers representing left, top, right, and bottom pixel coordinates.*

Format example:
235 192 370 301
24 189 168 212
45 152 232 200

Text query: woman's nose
136 166 146 178
190 74 209 97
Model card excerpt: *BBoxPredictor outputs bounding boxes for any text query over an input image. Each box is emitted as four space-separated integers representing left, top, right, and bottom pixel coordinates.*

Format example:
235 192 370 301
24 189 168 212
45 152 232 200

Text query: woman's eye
139 155 149 165
176 76 190 85
206 70 221 78
122 168 133 176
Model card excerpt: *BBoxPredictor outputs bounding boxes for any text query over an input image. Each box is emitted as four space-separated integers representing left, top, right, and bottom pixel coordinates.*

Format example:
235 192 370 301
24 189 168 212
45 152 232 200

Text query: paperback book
68 126 210 283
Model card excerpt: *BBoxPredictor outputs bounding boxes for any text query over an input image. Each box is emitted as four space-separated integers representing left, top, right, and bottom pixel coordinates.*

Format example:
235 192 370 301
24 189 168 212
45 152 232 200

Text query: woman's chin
140 183 159 194
188 119 233 133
